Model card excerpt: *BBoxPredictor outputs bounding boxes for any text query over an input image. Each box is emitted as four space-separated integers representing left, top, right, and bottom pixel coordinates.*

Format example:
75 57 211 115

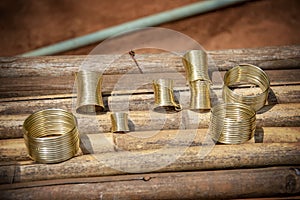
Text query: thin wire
190 80 211 110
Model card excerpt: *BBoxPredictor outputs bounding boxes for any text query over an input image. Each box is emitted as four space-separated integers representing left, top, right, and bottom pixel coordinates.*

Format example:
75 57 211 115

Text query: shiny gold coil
223 64 270 111
190 80 211 111
209 103 256 144
111 112 130 133
182 50 210 82
23 109 80 164
76 70 105 114
153 79 182 112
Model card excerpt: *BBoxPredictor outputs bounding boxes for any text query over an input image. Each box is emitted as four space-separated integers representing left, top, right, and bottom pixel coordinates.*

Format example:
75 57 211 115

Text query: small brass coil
223 64 270 111
76 70 105 114
190 80 211 110
23 109 80 164
209 103 256 144
182 50 210 82
111 112 130 133
153 79 182 112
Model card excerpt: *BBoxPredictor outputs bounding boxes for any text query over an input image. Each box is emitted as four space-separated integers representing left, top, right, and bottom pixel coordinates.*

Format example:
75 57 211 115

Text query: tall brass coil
23 109 80 164
209 103 256 144
153 79 182 112
182 50 210 82
76 70 105 114
223 64 270 111
190 80 211 110
111 112 130 133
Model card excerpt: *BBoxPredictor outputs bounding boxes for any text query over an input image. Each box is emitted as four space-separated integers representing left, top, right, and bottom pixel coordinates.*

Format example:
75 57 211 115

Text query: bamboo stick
1 46 299 78
0 127 299 162
1 166 299 199
0 142 299 184
1 85 299 115
1 69 299 98
0 103 299 139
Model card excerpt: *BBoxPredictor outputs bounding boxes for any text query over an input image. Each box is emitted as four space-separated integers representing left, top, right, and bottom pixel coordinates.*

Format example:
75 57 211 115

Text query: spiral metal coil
209 103 256 144
223 64 270 111
182 50 210 82
111 112 130 133
23 109 80 163
76 70 105 114
190 80 211 110
153 79 182 112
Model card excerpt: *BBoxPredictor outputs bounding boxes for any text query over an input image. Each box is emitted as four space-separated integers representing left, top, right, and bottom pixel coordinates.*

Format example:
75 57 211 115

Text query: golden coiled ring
223 64 270 111
23 109 80 164
209 103 256 144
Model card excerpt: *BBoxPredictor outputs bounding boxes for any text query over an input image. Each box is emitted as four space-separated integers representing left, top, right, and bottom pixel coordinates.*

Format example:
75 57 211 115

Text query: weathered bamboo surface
0 103 299 139
0 46 299 198
0 142 299 184
0 127 299 162
1 166 299 199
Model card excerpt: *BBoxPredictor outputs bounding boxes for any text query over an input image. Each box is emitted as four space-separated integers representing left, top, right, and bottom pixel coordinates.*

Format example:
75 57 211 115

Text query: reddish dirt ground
0 0 299 56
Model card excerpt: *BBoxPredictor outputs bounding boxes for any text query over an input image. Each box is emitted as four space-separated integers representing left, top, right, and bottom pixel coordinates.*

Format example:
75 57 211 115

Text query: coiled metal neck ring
223 64 270 111
23 109 80 163
153 79 182 113
209 103 256 144
182 50 210 82
76 70 105 114
111 112 130 133
190 80 211 111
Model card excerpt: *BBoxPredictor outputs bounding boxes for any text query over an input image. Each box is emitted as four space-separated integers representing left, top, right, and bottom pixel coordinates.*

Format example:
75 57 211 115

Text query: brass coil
111 112 130 133
153 79 182 112
190 80 211 110
76 70 105 114
209 103 256 144
23 109 80 164
223 64 270 111
182 50 210 82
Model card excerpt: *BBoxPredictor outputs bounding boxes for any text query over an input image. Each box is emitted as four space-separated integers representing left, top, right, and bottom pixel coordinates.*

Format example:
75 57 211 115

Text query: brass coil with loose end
209 103 256 144
223 64 270 111
23 109 80 164
182 50 210 82
190 80 211 110
111 112 130 133
76 70 105 114
153 79 182 112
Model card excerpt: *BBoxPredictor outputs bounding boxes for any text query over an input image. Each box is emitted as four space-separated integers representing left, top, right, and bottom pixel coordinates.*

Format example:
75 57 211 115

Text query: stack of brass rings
209 103 256 144
223 64 270 111
153 79 182 112
111 112 130 133
23 109 80 164
182 50 211 110
76 70 105 114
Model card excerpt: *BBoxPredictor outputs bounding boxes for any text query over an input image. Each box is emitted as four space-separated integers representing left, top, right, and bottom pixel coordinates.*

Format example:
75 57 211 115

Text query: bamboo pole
1 166 299 199
1 85 299 115
0 103 299 139
0 142 299 184
1 127 299 162
1 46 299 78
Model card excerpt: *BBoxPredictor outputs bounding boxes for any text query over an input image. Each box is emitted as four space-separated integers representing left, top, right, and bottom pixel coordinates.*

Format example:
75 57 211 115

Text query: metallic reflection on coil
223 64 270 111
190 80 211 110
111 112 130 133
182 50 210 82
209 103 256 144
76 70 105 114
23 109 80 164
153 79 182 112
